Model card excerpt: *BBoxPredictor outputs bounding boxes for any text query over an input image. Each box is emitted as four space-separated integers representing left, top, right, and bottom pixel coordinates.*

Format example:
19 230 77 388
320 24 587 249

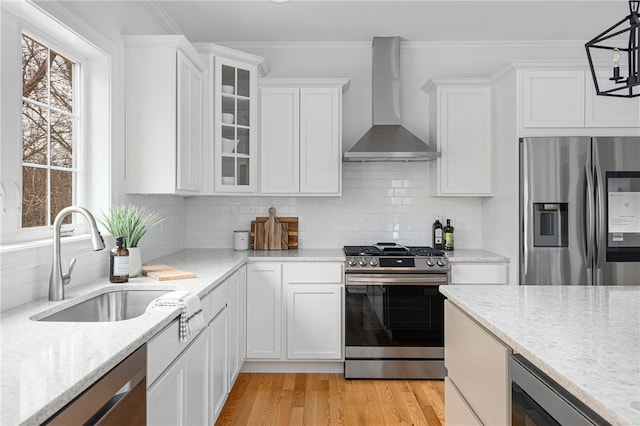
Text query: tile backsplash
186 162 482 249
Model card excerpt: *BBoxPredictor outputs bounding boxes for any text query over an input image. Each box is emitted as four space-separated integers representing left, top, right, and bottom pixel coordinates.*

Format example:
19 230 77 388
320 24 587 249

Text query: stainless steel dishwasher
46 345 146 425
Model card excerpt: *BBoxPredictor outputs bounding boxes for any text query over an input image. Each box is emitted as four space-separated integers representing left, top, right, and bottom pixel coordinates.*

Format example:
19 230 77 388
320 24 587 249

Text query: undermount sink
35 289 171 322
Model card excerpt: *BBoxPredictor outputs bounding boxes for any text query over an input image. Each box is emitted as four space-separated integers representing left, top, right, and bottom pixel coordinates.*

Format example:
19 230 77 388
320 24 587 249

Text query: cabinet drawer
445 377 482 426
147 318 189 386
283 262 343 284
210 279 229 321
201 292 212 323
450 263 508 284
445 301 510 425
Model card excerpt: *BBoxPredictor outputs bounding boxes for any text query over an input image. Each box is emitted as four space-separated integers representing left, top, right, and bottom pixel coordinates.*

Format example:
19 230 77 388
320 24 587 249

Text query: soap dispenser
110 236 129 283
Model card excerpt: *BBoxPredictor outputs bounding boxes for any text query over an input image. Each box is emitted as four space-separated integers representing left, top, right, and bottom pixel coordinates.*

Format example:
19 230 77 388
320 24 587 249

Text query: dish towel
147 290 206 341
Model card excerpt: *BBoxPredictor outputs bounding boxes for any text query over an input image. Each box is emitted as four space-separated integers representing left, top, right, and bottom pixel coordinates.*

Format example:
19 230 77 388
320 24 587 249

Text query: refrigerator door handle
585 163 595 272
594 159 605 275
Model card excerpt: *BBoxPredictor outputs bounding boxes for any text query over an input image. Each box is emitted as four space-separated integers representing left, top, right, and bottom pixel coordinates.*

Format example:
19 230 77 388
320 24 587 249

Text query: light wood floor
215 373 445 426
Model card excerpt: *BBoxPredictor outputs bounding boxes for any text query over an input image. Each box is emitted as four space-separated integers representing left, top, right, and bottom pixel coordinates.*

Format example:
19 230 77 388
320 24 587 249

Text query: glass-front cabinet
195 43 267 195
217 58 254 191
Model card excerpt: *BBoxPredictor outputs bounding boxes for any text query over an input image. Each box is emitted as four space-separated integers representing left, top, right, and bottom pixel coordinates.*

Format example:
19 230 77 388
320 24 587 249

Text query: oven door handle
345 276 448 286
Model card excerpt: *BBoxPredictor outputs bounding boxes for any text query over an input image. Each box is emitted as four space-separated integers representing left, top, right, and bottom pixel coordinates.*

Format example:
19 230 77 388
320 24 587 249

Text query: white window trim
1 2 112 247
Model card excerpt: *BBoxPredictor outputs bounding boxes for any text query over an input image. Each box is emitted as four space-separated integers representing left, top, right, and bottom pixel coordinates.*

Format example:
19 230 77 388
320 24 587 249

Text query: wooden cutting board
141 264 196 281
251 217 298 249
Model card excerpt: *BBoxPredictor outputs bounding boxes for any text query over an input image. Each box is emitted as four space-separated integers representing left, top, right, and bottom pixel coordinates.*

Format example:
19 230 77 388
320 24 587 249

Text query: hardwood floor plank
216 373 445 426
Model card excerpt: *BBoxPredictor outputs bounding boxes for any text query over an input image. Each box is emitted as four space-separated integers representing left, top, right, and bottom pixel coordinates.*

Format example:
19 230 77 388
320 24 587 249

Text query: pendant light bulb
612 48 621 67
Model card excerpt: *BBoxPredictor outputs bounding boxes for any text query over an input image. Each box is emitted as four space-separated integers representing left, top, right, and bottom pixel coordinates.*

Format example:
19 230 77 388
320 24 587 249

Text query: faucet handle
63 258 77 286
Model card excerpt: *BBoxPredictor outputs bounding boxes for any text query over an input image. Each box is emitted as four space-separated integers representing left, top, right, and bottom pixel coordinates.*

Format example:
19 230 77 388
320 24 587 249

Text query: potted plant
98 204 163 277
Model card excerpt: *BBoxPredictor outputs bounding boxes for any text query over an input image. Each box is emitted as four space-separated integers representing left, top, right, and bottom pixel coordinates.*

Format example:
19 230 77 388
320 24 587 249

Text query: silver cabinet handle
346 276 448 286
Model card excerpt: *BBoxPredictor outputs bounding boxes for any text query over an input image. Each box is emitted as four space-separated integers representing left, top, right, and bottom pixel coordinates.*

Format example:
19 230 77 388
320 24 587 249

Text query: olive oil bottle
110 236 129 283
443 219 454 251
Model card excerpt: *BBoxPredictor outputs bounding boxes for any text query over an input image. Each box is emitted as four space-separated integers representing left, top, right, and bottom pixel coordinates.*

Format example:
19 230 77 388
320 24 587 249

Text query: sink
36 290 171 322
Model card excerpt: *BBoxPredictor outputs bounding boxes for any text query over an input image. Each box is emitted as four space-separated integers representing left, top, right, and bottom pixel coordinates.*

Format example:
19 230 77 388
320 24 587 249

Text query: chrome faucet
49 206 105 301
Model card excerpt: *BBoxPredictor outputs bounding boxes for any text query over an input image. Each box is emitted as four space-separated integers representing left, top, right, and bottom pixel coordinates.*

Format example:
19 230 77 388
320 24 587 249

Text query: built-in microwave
510 354 610 426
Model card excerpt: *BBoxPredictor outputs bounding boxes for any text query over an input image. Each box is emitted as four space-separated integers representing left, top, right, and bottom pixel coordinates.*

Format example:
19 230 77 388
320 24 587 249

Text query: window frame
20 31 84 230
0 2 112 247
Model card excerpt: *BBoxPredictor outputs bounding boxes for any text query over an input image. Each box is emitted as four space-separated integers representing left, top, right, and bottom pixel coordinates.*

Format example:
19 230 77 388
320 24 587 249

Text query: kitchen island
440 284 640 425
0 248 343 425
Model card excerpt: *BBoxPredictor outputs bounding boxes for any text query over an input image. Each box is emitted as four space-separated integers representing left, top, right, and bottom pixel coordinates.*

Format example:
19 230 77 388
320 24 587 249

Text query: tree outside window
21 34 77 228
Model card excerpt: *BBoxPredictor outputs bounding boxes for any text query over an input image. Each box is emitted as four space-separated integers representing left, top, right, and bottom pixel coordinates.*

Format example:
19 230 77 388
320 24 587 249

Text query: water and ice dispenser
533 203 568 247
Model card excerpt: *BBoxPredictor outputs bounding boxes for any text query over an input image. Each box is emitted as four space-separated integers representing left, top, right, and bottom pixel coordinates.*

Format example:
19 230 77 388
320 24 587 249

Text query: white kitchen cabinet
147 323 209 426
209 308 228 424
246 261 344 364
444 300 510 426
246 263 282 359
450 263 509 285
520 68 640 130
195 44 268 195
444 377 482 426
521 70 585 128
259 79 349 196
123 35 204 195
423 79 493 196
227 266 246 385
284 263 343 360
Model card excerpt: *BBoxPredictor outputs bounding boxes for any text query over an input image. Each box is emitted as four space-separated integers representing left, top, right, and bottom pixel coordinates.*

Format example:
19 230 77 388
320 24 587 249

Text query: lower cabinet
147 325 210 426
450 262 509 284
246 262 343 362
444 300 510 425
147 266 245 426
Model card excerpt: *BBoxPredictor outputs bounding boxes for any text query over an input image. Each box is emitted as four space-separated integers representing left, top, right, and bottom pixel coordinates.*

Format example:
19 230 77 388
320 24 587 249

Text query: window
21 34 78 228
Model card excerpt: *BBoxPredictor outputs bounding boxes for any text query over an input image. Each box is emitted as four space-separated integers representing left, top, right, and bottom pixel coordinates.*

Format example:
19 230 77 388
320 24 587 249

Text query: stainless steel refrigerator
520 137 640 285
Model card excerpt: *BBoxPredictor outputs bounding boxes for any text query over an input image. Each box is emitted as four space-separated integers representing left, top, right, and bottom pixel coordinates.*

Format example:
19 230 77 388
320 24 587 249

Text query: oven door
345 273 447 359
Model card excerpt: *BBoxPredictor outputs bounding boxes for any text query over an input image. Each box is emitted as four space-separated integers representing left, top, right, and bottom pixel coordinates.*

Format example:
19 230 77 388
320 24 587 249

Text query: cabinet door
585 70 640 128
522 70 585 128
210 309 228 424
445 377 482 426
299 88 342 194
183 329 209 426
286 283 342 359
237 265 247 367
445 301 510 425
246 263 282 359
437 86 492 195
227 270 240 385
259 88 300 194
176 51 202 192
214 57 257 193
147 362 184 426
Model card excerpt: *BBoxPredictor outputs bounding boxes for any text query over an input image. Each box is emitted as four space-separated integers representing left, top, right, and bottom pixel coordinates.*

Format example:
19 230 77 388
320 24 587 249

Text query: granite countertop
441 285 640 426
445 249 510 263
0 248 343 425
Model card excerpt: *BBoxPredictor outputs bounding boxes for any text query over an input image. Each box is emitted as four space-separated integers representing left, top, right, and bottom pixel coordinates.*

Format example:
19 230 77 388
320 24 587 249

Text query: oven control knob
347 258 357 266
369 258 378 267
358 258 367 266
437 259 446 267
427 259 435 267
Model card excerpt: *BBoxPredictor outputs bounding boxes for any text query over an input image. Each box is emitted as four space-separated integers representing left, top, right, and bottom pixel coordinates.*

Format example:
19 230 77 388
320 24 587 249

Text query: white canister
233 230 249 251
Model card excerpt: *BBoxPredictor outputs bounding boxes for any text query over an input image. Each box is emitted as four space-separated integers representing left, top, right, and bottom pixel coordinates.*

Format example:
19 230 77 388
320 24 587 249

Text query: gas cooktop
343 243 445 257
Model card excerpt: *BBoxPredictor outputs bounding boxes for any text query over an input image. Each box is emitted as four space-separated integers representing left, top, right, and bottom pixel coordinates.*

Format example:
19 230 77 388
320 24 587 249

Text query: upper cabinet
423 79 493 197
195 44 268 195
258 78 350 196
518 66 640 135
124 36 205 195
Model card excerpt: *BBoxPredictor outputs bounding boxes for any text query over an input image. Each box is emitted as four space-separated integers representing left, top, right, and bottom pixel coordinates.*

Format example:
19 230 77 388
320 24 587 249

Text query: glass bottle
432 218 443 250
443 219 454 251
110 236 129 283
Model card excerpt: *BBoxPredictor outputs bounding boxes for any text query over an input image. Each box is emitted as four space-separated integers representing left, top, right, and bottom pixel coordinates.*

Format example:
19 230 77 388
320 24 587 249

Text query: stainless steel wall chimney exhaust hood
343 37 439 162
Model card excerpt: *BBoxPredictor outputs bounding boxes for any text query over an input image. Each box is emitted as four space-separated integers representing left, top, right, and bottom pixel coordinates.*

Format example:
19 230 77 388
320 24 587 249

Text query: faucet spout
49 206 105 301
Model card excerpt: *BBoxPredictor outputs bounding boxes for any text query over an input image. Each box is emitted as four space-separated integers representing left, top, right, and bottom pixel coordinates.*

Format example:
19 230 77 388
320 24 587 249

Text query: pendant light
585 1 639 98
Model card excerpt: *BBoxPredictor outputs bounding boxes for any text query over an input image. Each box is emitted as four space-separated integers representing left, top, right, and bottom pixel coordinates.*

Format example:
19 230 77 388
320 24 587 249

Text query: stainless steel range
344 243 449 379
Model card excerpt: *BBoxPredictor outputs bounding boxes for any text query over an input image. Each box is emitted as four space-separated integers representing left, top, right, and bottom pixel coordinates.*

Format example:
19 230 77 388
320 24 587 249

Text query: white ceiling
154 0 626 43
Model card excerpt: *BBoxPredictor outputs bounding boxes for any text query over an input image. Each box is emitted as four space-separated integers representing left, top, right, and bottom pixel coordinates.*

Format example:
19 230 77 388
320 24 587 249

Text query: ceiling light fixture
268 0 290 3
585 1 639 98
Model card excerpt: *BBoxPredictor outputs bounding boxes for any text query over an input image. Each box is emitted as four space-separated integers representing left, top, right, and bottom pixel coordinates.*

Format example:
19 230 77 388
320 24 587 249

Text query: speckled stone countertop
441 285 640 426
445 249 510 263
0 248 344 425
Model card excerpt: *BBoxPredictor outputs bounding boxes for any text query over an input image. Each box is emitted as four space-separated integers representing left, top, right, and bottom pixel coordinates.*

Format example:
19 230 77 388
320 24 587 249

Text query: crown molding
141 1 183 35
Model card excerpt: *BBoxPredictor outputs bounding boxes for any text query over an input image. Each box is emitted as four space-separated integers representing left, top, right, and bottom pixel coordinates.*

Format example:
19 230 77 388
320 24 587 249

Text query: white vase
128 247 142 277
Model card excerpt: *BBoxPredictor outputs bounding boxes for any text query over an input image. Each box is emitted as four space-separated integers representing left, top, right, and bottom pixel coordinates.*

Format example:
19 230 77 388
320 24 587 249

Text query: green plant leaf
98 204 163 247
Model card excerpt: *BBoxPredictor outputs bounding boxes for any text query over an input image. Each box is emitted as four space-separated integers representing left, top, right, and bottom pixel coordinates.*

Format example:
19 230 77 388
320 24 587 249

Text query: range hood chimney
343 36 439 162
